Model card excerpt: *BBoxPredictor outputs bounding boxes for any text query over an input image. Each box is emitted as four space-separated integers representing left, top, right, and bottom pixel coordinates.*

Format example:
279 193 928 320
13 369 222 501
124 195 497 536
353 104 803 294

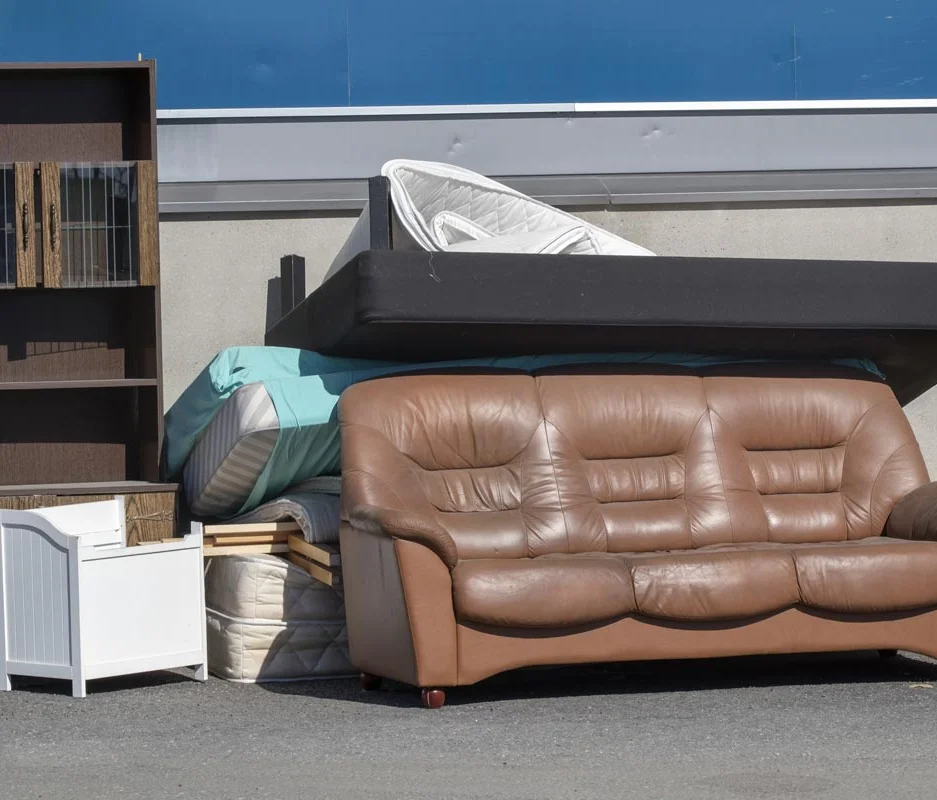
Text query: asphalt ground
2 650 937 800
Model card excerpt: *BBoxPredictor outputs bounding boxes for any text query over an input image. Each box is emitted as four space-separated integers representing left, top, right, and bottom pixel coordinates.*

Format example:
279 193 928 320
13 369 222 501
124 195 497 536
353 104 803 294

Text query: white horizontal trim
158 103 577 120
575 99 937 113
157 98 937 121
84 651 206 680
5 661 73 679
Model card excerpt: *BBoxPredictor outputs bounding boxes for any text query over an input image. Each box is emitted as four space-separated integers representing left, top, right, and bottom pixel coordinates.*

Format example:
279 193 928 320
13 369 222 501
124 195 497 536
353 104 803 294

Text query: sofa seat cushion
622 549 801 622
789 538 937 613
452 556 636 628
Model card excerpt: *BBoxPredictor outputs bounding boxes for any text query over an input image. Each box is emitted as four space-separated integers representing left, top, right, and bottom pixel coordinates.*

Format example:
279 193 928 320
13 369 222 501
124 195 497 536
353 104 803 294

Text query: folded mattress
266 250 937 405
224 487 341 542
205 554 353 683
181 373 343 519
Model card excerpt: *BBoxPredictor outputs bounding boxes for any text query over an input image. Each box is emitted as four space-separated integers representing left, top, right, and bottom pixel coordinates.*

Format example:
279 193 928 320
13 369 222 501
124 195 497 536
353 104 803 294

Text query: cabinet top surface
0 482 178 497
0 60 153 73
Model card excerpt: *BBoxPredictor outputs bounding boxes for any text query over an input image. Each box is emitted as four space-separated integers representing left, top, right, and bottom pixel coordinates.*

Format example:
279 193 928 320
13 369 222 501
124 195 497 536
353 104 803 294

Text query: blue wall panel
0 1 935 108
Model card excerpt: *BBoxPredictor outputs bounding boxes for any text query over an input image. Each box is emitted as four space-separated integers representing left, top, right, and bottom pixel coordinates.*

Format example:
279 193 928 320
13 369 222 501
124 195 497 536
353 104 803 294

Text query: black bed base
265 176 937 405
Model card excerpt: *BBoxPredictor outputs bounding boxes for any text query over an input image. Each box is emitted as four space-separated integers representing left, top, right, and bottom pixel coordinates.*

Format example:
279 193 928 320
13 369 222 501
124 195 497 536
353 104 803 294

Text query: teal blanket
165 346 882 516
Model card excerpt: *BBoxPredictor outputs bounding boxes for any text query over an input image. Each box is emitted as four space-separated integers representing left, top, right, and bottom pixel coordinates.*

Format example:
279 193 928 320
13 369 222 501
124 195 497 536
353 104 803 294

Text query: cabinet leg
72 679 86 699
360 672 383 691
421 688 446 710
1 672 10 692
194 663 208 682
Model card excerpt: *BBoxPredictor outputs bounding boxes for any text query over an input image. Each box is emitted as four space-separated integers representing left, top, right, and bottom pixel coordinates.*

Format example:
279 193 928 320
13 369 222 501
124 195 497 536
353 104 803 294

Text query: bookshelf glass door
57 163 139 287
1 165 15 287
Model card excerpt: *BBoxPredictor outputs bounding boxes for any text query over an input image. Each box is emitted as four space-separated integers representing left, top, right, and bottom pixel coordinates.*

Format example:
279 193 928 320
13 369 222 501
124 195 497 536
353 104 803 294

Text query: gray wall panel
158 107 937 186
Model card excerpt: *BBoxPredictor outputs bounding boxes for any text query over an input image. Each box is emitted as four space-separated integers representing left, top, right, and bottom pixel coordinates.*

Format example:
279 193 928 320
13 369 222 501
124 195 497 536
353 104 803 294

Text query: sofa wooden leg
421 688 446 709
878 649 899 659
360 672 383 691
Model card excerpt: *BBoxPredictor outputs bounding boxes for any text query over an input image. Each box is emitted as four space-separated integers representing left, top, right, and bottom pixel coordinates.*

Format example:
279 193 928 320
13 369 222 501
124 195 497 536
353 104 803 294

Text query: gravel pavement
2 651 937 799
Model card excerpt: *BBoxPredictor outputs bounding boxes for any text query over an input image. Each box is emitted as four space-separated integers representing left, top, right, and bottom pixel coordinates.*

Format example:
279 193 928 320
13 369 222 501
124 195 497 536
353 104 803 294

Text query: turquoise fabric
163 346 397 478
165 346 883 516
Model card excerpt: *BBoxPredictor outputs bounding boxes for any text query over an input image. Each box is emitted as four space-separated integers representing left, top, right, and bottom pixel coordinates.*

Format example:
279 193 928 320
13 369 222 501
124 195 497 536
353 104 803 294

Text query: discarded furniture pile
263 160 937 706
7 80 937 704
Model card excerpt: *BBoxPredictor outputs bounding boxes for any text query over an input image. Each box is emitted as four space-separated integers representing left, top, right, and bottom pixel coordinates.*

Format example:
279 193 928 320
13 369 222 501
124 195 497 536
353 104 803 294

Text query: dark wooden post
280 254 306 317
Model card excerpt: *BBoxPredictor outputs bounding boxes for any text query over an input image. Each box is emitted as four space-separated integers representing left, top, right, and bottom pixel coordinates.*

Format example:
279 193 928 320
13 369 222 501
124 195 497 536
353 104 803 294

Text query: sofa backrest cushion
704 376 927 543
339 372 928 559
339 374 567 559
538 374 732 552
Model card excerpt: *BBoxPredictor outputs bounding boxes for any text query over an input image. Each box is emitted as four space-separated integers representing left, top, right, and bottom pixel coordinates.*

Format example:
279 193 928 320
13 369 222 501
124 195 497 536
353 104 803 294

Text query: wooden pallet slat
287 535 341 567
207 532 289 546
203 521 301 535
289 552 342 586
203 543 290 556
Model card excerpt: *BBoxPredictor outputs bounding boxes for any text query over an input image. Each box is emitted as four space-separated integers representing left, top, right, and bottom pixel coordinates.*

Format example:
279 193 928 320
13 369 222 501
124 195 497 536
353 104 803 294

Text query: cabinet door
40 162 61 287
0 164 13 287
136 160 158 286
2 163 37 288
46 162 144 288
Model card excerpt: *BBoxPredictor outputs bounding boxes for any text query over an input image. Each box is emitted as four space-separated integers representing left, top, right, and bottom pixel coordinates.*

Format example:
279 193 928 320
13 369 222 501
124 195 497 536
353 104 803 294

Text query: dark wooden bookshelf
0 61 174 542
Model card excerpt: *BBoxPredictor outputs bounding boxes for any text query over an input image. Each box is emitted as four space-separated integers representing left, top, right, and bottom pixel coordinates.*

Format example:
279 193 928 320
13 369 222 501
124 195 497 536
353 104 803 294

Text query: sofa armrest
349 505 458 569
885 482 937 541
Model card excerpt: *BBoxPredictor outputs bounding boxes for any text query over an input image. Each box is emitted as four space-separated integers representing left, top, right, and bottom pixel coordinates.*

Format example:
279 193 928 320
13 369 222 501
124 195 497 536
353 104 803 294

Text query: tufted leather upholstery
341 375 565 561
339 372 937 689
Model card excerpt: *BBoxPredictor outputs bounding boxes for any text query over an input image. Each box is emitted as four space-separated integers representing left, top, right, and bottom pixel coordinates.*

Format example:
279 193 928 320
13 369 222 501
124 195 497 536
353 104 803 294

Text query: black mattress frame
266 177 937 405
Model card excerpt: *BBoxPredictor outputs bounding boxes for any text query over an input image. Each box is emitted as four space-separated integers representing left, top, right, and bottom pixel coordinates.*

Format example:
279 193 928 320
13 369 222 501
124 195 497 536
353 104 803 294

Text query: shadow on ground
257 650 937 708
11 650 937 706
9 669 194 697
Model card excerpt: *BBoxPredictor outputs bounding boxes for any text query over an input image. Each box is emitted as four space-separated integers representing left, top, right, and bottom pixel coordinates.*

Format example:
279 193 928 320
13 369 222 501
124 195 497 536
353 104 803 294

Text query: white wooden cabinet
1 498 206 697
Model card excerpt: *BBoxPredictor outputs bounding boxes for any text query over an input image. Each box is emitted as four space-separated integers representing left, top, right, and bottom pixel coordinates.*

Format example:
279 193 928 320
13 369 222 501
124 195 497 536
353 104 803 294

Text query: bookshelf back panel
0 66 154 162
0 386 158 485
0 287 157 381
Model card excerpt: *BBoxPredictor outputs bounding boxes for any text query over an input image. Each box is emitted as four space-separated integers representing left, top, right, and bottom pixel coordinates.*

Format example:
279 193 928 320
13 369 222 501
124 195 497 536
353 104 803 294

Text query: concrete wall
159 200 937 473
159 211 357 407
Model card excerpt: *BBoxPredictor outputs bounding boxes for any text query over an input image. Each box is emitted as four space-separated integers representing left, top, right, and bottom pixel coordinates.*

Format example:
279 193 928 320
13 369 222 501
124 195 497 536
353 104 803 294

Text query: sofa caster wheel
360 672 383 691
878 649 899 659
421 688 446 709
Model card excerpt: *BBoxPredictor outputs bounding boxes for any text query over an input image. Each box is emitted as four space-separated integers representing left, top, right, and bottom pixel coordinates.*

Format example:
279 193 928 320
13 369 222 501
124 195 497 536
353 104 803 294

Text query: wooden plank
207 533 288 546
203 543 289 556
0 379 158 391
288 535 341 567
0 488 176 545
289 553 342 587
204 521 301 535
40 162 61 287
124 490 177 545
136 160 158 286
14 162 36 287
0 480 178 496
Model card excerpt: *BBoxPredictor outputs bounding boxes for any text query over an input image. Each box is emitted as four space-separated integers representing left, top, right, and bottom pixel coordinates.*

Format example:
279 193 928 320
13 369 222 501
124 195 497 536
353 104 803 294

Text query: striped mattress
183 383 284 518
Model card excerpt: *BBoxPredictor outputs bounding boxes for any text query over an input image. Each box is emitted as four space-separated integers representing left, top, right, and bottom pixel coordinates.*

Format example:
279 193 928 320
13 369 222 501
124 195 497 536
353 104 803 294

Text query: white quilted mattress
382 159 655 256
205 554 353 682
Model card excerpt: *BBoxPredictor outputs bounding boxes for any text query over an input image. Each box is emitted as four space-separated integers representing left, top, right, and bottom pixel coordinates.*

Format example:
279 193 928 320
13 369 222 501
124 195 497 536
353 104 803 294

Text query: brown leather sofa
338 369 937 708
